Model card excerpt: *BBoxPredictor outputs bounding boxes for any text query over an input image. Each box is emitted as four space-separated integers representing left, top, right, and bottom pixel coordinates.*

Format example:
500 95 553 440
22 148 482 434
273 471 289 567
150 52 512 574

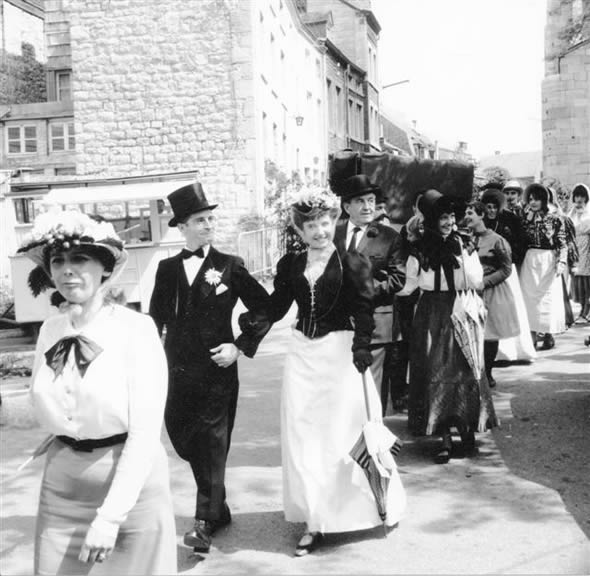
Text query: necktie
347 226 361 252
45 335 103 378
181 247 205 259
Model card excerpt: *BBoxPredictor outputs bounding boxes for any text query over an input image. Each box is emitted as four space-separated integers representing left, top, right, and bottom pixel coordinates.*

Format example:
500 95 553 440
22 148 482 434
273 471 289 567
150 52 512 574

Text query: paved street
1 309 589 575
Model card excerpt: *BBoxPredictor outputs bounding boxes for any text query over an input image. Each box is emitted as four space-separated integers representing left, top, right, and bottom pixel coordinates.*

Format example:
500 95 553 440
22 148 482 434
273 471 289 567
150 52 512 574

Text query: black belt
57 433 128 452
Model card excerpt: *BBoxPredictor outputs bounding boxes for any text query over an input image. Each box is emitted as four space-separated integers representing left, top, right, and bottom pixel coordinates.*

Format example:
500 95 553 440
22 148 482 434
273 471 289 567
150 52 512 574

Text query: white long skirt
520 249 565 334
281 329 406 533
497 265 537 362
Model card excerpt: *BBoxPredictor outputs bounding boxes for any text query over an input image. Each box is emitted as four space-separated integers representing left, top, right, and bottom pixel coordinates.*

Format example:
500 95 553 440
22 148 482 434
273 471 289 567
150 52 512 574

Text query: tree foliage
0 42 47 105
264 159 306 253
480 165 511 186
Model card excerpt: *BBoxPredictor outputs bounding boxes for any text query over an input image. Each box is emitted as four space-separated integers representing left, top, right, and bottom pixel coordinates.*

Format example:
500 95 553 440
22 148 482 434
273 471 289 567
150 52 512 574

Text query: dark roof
6 0 44 18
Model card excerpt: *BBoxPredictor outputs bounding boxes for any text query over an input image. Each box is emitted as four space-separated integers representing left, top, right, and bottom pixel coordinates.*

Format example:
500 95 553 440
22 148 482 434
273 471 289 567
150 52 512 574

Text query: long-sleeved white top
31 304 168 537
397 250 484 296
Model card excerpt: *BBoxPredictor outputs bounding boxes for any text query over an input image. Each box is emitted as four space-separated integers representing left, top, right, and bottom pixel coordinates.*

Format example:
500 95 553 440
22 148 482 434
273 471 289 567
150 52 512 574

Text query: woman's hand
556 261 566 276
78 524 117 564
353 348 373 373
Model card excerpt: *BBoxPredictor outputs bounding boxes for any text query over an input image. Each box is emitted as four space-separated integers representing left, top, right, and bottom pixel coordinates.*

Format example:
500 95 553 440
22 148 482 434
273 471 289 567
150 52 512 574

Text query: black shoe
295 532 322 557
540 334 555 350
487 374 496 388
433 448 450 464
184 520 213 553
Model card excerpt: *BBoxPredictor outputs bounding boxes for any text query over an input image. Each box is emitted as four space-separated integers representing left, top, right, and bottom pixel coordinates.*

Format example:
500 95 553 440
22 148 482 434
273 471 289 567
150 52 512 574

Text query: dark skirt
408 291 498 436
35 439 177 575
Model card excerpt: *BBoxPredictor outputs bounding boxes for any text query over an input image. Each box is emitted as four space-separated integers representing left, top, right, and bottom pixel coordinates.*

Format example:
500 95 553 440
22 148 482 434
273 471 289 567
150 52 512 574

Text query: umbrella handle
361 371 373 421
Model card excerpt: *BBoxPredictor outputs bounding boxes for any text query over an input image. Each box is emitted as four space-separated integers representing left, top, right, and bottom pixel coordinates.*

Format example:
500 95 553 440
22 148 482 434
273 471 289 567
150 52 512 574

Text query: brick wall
61 0 257 249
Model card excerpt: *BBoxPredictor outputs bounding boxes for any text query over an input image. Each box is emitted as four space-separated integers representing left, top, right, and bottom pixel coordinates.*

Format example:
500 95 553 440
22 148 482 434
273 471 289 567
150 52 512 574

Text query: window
51 122 75 151
7 125 37 154
57 71 71 101
14 197 38 224
67 200 153 244
55 166 76 176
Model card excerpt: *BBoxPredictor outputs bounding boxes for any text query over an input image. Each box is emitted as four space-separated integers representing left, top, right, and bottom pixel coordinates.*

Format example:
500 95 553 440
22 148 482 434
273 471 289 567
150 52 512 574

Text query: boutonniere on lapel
205 267 228 295
366 226 379 238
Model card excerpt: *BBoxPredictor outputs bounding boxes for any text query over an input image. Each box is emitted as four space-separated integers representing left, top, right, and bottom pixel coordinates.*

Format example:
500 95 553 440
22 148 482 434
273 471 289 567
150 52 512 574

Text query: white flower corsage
204 268 223 286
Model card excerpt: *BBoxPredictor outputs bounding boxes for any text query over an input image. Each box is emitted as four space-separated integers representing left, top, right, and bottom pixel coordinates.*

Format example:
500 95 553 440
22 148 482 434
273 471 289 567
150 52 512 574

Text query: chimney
412 120 417 130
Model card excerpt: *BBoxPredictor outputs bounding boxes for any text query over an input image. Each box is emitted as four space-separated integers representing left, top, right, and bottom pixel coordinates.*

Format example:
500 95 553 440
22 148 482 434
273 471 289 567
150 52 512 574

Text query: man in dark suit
334 175 406 408
149 182 269 553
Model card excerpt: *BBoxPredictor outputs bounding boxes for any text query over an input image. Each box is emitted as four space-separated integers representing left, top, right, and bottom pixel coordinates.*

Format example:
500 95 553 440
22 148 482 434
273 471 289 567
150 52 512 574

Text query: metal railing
237 226 283 277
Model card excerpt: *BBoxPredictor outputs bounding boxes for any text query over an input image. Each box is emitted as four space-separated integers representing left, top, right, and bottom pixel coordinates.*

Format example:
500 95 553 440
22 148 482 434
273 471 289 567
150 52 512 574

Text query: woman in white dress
520 183 568 348
567 184 590 322
262 188 405 556
16 211 176 575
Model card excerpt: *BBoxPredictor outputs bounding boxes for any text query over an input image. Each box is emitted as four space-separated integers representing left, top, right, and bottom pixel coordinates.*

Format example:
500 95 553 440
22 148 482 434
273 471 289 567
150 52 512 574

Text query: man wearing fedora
334 174 406 410
149 182 269 553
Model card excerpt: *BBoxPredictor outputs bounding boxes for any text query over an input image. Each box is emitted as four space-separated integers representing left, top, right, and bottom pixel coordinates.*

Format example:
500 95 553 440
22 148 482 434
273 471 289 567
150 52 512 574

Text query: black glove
352 348 373 373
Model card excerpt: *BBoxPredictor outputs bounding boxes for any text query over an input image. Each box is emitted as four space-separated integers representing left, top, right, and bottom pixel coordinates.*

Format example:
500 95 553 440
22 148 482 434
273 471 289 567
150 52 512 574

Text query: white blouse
397 250 484 296
31 304 168 536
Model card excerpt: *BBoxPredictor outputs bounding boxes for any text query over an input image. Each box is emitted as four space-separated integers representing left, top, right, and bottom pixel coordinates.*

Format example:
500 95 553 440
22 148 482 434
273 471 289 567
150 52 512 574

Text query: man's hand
210 343 241 368
78 524 117 564
556 261 566 276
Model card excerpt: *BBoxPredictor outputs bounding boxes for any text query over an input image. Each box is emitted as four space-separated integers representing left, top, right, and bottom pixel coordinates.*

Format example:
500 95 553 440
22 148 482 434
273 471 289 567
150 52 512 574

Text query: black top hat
340 174 382 202
167 182 218 227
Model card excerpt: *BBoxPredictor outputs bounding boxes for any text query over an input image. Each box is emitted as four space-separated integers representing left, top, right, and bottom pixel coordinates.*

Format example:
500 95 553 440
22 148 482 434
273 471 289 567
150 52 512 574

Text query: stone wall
542 0 590 192
61 0 257 249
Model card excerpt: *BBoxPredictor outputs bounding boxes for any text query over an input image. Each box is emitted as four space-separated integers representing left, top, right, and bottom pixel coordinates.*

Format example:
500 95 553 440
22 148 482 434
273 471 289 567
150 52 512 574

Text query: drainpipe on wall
344 63 350 148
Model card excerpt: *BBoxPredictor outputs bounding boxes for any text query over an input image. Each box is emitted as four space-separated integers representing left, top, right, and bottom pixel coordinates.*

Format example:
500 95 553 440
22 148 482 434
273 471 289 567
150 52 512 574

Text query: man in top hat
334 174 406 411
149 182 269 553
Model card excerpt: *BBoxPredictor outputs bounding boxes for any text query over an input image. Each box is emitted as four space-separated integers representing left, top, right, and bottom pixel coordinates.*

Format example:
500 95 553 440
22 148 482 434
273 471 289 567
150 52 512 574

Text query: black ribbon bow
45 335 103 378
181 247 205 259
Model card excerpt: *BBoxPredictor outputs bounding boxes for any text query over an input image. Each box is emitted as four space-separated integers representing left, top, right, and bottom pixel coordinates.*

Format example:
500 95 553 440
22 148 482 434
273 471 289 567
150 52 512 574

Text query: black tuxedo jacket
149 246 269 366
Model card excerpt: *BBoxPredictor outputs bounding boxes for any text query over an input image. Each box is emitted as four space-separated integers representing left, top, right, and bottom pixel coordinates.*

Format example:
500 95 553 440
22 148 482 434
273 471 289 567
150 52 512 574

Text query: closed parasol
349 372 402 535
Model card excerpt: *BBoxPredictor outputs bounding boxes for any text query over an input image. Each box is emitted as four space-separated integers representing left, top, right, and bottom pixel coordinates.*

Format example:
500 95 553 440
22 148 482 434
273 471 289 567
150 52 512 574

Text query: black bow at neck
181 247 205 259
44 335 103 378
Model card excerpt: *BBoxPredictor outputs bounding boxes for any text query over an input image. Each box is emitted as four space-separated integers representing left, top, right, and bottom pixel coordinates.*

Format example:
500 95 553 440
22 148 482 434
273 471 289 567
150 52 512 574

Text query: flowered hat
290 186 341 220
17 210 128 284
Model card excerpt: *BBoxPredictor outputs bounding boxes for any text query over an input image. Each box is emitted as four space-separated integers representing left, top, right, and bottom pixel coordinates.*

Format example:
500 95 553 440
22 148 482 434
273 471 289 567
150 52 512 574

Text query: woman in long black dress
398 190 498 463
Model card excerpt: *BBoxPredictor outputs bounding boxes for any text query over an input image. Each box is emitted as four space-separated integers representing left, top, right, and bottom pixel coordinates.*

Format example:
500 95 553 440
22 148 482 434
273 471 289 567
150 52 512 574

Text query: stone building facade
304 0 381 151
542 0 590 191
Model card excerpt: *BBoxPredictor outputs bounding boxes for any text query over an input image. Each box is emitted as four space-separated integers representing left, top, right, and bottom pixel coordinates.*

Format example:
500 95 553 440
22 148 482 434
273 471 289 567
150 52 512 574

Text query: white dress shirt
31 304 168 536
345 222 368 251
183 244 210 284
